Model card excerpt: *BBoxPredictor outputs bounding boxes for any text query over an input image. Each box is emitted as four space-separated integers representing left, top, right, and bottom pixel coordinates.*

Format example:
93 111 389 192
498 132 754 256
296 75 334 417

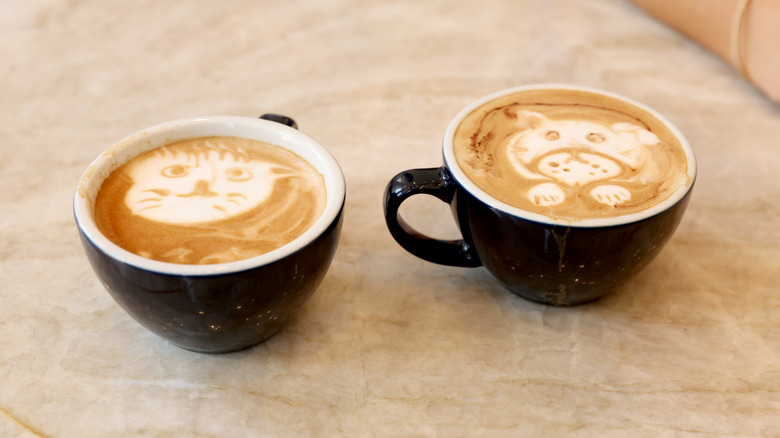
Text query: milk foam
94 137 327 265
506 115 660 207
453 89 689 219
124 143 283 224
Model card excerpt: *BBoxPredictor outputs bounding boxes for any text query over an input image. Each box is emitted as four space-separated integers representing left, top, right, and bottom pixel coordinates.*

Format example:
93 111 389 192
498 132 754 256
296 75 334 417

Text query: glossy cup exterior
74 116 345 353
385 85 696 305
451 184 691 305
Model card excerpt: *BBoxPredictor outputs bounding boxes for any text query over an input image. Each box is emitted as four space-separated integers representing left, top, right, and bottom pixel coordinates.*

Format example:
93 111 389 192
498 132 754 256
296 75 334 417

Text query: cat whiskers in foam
136 188 172 211
212 193 248 214
225 193 247 205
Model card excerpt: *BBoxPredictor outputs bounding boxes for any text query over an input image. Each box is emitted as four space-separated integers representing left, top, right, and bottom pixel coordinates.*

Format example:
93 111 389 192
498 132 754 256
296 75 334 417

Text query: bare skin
629 0 780 103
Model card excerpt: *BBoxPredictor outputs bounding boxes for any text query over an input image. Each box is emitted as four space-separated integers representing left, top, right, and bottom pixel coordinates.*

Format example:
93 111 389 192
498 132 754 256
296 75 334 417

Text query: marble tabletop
2 0 780 436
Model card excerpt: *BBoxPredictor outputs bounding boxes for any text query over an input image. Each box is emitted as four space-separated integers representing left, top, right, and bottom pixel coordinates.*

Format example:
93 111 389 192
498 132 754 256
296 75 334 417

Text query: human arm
629 0 780 103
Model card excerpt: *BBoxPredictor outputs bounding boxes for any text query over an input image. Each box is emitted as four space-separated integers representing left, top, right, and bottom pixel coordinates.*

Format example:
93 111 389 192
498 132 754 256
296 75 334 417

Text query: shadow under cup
384 85 697 306
74 116 345 353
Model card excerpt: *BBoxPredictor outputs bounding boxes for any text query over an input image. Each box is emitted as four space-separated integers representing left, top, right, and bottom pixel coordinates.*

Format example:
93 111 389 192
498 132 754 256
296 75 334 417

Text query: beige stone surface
1 0 779 436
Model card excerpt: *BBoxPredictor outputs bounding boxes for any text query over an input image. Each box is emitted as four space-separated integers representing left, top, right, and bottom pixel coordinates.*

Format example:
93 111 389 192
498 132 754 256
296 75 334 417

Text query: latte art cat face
94 137 327 265
453 89 690 220
124 144 285 224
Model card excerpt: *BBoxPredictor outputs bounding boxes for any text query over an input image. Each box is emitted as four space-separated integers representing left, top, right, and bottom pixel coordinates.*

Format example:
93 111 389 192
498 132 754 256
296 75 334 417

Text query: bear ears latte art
453 89 690 220
94 136 326 265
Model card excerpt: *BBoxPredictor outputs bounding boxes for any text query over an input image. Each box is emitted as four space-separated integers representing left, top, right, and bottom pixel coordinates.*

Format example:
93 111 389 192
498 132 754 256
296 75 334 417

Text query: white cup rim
442 84 697 227
73 115 345 276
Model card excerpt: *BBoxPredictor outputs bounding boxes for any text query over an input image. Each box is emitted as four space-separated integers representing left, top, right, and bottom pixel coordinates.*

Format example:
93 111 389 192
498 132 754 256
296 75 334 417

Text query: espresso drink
453 89 690 220
94 136 326 264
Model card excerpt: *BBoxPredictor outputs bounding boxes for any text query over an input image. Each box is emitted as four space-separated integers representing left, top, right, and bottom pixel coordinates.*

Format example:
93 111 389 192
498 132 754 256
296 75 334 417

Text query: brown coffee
94 136 326 264
453 88 690 220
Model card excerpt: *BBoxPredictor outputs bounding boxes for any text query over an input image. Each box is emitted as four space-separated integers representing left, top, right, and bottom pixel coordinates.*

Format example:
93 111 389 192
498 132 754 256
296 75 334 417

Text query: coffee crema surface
94 136 326 265
453 89 690 220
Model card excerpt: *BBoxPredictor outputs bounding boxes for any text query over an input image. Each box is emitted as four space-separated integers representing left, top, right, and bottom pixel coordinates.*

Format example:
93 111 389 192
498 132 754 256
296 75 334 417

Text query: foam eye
161 164 189 178
544 130 560 141
587 132 606 143
226 168 253 182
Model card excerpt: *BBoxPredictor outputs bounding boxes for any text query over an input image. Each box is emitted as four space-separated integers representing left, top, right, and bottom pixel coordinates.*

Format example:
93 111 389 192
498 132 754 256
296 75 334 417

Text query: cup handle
259 113 298 130
383 167 481 267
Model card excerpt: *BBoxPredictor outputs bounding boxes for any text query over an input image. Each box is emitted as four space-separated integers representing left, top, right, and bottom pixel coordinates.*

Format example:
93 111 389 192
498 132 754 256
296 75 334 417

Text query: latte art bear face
125 144 285 224
452 89 690 220
506 111 662 207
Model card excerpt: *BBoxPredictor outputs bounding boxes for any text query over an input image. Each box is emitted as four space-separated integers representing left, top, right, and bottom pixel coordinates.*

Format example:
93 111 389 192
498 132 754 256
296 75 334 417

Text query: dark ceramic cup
384 85 696 305
74 115 345 353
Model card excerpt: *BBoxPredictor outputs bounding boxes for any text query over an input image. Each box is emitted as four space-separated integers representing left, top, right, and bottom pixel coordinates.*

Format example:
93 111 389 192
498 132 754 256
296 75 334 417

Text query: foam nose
194 180 218 197
178 180 218 198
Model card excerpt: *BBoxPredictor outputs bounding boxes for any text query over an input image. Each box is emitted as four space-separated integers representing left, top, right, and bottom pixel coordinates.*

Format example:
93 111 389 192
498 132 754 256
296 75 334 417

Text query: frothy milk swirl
453 89 689 220
94 137 326 265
